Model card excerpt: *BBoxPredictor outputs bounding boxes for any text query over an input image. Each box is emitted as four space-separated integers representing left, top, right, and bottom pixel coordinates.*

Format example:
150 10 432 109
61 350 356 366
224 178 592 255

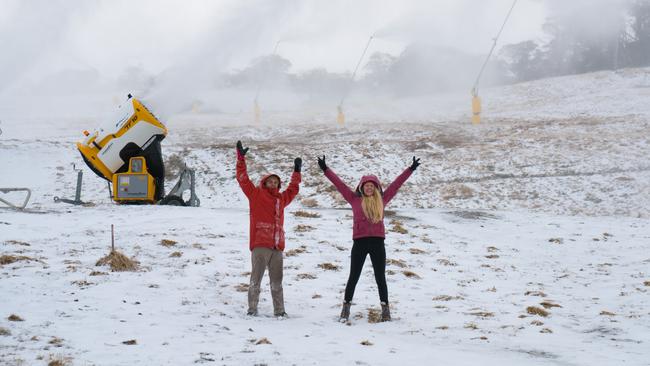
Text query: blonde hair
361 189 384 224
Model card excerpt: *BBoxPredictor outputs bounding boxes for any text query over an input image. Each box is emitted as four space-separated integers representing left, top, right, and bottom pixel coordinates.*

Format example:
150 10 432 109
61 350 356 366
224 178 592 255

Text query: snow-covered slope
1 68 649 365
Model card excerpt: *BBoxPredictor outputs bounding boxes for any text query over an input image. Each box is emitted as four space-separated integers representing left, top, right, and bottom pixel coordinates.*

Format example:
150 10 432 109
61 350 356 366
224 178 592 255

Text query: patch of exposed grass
530 320 544 326
367 308 382 323
467 311 494 318
409 248 426 254
389 219 408 234
0 254 35 265
540 328 553 333
300 198 319 208
235 283 249 292
169 251 182 258
486 246 499 252
255 337 272 345
96 250 138 272
293 210 321 218
437 258 457 266
48 356 72 366
360 340 373 346
297 273 317 280
294 224 315 233
464 322 478 330
600 310 616 316
386 258 407 268
644 280 650 287
0 327 10 336
71 280 94 288
122 339 137 345
484 254 500 259
49 337 64 346
285 246 307 257
432 295 463 301
540 301 562 309
160 239 177 247
8 314 23 321
548 238 563 244
312 294 322 299
403 270 421 279
318 262 340 271
525 291 547 297
89 271 108 276
526 306 549 317
4 240 30 246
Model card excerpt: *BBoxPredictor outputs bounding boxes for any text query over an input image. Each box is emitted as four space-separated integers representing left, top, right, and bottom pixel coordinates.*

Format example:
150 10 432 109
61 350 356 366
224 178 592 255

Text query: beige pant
248 247 284 315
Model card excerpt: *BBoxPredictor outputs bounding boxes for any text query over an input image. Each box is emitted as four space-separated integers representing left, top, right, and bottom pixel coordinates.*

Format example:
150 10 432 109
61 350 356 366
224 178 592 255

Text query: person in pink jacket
318 155 420 322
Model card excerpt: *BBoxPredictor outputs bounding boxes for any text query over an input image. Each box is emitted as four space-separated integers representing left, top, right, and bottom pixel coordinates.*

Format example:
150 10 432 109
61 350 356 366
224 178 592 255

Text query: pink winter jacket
324 168 413 239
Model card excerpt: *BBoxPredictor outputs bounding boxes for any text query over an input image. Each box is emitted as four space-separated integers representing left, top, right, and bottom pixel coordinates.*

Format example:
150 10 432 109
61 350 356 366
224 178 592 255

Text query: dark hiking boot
340 301 351 322
380 302 391 322
275 312 288 318
246 309 258 316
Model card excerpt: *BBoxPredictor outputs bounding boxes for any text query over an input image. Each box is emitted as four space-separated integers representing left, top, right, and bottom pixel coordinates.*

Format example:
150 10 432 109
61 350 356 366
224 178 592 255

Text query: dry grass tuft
644 281 650 287
96 250 139 272
71 280 93 288
486 246 499 252
89 271 108 276
294 224 315 233
526 306 549 317
548 238 563 244
367 308 382 323
49 337 64 345
160 239 177 247
436 325 449 330
540 328 553 333
360 340 374 346
530 320 544 326
293 210 321 218
4 240 30 246
122 339 137 345
312 294 322 299
524 291 547 297
0 327 10 336
300 198 319 208
432 295 463 301
409 248 426 254
255 337 272 345
285 246 307 257
386 258 407 268
297 273 317 280
484 254 500 259
440 184 474 200
318 262 340 271
235 283 249 292
48 357 72 366
437 258 457 266
0 254 35 265
464 322 479 330
600 310 616 316
8 314 23 321
403 270 421 279
540 301 562 309
389 219 408 234
468 311 494 318
169 251 182 258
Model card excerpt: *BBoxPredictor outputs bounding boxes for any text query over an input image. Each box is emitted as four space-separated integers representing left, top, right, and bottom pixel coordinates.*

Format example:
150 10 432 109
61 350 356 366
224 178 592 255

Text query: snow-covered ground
1 68 650 365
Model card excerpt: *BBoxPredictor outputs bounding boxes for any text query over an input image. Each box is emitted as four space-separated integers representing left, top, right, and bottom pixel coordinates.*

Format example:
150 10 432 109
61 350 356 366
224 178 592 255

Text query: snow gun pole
254 40 282 124
471 0 518 124
111 224 115 252
338 35 374 125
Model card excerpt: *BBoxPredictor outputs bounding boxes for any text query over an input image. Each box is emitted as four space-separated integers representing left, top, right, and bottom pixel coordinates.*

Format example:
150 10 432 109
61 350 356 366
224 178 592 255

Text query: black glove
294 157 302 172
409 156 421 171
317 155 328 172
236 140 249 157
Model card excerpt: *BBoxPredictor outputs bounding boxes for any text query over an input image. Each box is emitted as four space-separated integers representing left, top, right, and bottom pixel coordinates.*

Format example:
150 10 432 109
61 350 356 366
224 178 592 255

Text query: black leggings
344 237 388 303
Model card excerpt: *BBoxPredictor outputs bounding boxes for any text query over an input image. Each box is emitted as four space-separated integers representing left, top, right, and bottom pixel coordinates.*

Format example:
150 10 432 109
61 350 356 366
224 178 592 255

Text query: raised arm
383 157 420 205
319 155 355 204
235 140 256 198
281 158 302 204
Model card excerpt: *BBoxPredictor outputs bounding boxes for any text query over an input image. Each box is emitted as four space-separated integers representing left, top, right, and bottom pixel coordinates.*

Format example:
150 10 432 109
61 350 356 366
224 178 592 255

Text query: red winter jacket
324 168 412 239
236 155 300 251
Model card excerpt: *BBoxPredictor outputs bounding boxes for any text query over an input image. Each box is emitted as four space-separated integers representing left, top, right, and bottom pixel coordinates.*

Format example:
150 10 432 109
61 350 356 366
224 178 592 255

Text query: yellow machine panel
112 157 156 203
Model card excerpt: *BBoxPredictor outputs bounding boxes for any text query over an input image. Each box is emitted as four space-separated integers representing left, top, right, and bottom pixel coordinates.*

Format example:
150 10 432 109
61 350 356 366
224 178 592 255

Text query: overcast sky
0 0 547 83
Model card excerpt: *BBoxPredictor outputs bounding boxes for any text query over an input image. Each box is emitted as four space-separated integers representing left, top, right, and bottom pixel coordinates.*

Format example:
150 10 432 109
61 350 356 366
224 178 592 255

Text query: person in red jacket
236 140 302 317
318 155 420 322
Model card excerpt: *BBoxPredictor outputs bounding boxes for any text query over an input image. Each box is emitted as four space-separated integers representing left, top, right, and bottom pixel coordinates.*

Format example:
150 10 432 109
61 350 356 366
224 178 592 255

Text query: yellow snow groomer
77 95 199 206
